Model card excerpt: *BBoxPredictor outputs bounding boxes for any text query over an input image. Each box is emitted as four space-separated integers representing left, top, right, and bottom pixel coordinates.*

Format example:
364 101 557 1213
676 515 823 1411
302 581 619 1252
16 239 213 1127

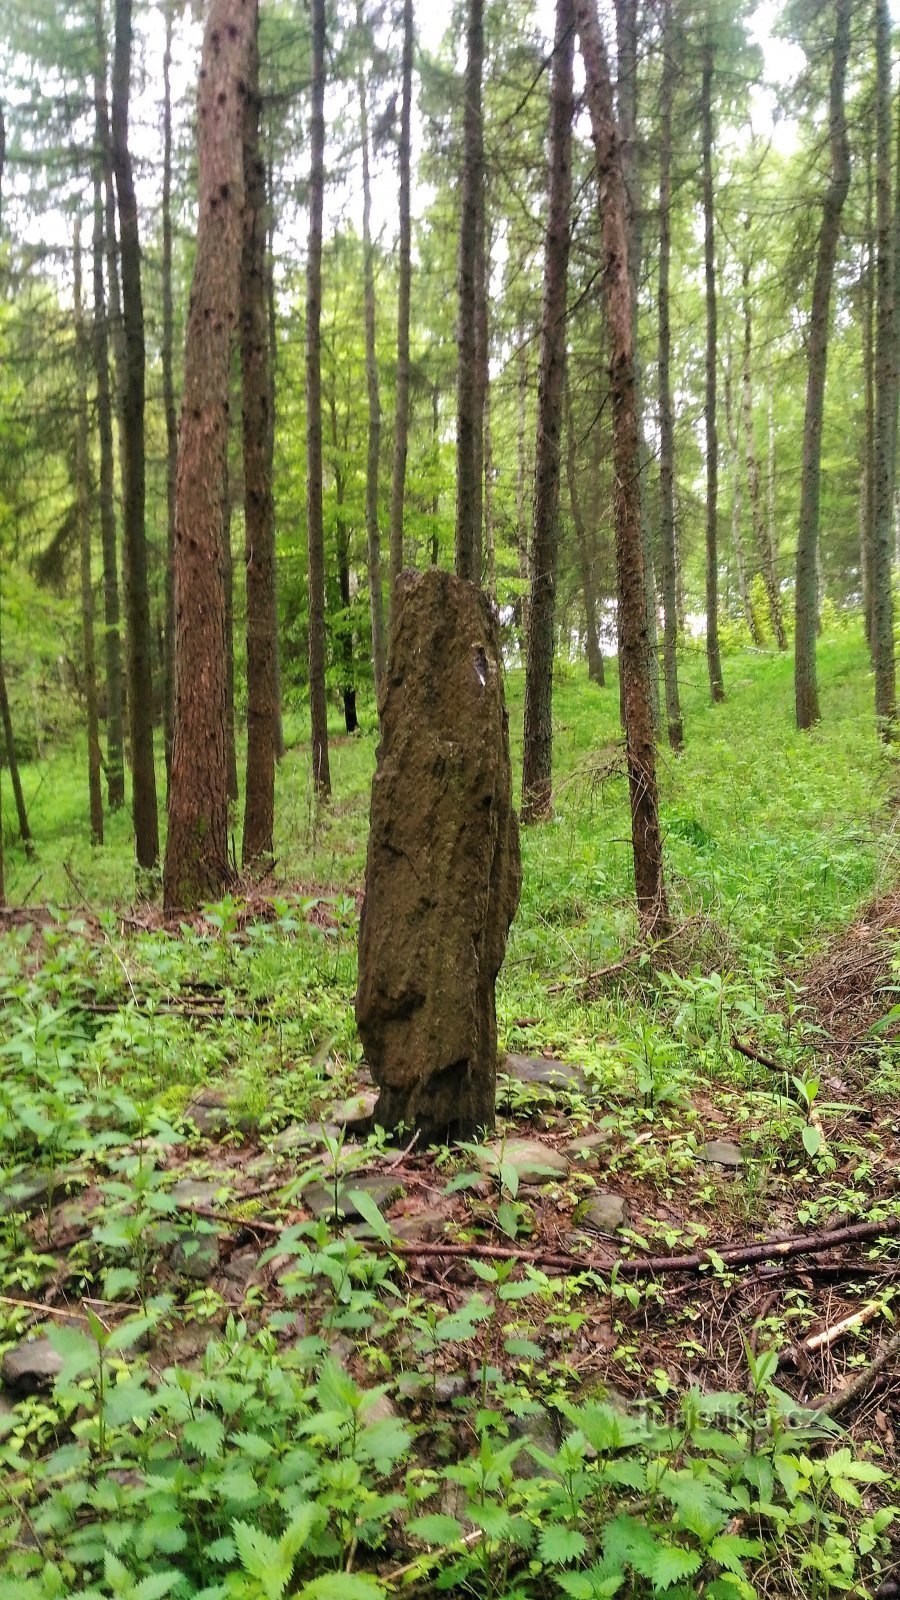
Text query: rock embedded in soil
327 1090 379 1134
564 1131 612 1168
478 1138 570 1184
1 1337 63 1393
501 1054 585 1092
1 1169 77 1217
171 1228 221 1280
575 1191 631 1234
170 1177 231 1209
302 1174 404 1223
696 1139 744 1169
389 1207 450 1242
355 569 522 1144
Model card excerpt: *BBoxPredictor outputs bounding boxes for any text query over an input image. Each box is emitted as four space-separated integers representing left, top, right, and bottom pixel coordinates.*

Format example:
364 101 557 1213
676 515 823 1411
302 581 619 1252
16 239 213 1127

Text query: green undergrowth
0 623 898 1597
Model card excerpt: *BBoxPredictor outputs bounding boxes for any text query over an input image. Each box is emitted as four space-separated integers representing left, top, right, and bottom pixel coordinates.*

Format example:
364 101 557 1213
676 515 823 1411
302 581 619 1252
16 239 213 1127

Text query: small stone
360 1390 397 1424
576 1192 630 1234
390 1207 449 1242
564 1132 612 1169
171 1229 221 1280
501 1054 584 1091
170 1178 230 1209
303 1174 404 1222
396 1372 427 1400
272 1121 339 1154
696 1139 743 1169
223 1250 259 1284
478 1138 569 1184
184 1088 231 1139
1 1170 75 1217
434 1372 468 1404
1 1337 63 1393
327 1091 379 1134
510 1407 559 1478
165 1322 220 1367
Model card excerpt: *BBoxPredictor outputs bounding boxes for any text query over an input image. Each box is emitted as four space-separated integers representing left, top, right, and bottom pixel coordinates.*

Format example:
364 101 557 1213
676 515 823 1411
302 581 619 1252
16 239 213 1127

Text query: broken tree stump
356 569 521 1143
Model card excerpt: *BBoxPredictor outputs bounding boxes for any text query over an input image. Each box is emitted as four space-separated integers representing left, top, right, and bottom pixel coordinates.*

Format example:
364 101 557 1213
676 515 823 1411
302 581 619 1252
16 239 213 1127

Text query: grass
0 621 898 1599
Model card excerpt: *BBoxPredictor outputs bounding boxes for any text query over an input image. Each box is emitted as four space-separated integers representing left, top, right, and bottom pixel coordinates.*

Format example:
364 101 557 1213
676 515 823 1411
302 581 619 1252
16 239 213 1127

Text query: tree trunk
241 14 279 868
483 339 497 601
862 144 876 654
0 651 30 854
430 383 441 566
454 0 484 582
515 333 531 648
91 173 125 812
741 227 786 648
162 0 178 783
521 0 574 825
112 0 159 872
794 0 851 730
74 222 104 847
163 0 252 911
223 440 238 806
701 33 725 704
329 398 359 736
575 0 668 937
389 0 414 595
872 0 895 733
357 42 387 693
565 383 605 686
265 144 285 761
657 0 682 749
723 332 760 645
478 218 495 598
306 0 331 796
614 0 659 734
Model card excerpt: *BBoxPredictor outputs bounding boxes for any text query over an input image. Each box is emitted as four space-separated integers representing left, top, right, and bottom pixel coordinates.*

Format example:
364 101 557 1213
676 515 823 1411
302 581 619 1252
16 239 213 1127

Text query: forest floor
1 622 899 1599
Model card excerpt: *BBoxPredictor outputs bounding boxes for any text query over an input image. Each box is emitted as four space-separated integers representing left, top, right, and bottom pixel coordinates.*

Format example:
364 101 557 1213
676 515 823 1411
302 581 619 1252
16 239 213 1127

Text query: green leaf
106 1315 155 1353
538 1526 588 1564
233 1520 292 1600
298 1578 386 1600
133 1576 182 1600
407 1513 464 1544
346 1188 393 1244
649 1545 703 1590
497 1201 520 1239
184 1413 226 1459
47 1324 95 1382
708 1533 762 1574
801 1124 822 1157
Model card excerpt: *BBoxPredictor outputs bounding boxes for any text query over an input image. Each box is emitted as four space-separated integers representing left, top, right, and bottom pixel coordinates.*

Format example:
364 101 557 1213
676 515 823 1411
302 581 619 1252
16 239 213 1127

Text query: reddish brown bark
306 0 331 795
74 221 104 847
241 14 278 869
389 0 414 597
575 0 668 937
163 0 253 910
454 0 484 582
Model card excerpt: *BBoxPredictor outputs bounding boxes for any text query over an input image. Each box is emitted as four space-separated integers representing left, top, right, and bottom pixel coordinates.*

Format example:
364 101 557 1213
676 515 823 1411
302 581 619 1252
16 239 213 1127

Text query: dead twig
812 1326 900 1416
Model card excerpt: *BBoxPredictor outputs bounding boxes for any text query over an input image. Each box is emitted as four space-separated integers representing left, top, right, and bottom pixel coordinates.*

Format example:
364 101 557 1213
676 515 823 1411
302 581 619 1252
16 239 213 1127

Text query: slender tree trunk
306 0 331 796
74 223 104 848
614 0 659 734
657 0 682 749
566 383 605 686
483 338 497 601
455 0 484 582
0 653 29 853
241 14 279 867
357 46 387 692
765 360 778 628
522 0 574 824
430 383 441 566
329 400 359 736
516 333 531 647
162 0 178 782
862 147 876 653
477 216 494 596
223 440 238 806
794 0 851 730
91 171 125 811
265 144 285 761
723 335 760 644
576 0 668 936
163 0 252 911
389 0 414 594
702 33 725 703
112 0 159 871
872 0 896 733
741 228 786 648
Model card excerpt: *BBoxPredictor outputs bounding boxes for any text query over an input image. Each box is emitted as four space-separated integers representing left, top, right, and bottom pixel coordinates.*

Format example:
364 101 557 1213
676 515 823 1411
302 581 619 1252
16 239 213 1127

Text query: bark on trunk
862 146 876 654
163 0 252 911
723 332 760 645
74 221 104 847
454 0 484 582
741 226 786 648
515 333 531 648
389 0 414 595
223 443 238 806
306 0 331 795
657 0 682 749
112 0 159 871
241 15 279 868
794 0 851 730
329 401 359 736
565 383 605 686
701 34 725 704
162 0 178 782
575 0 668 937
357 42 387 692
614 0 659 734
522 0 574 824
479 219 495 599
872 0 896 733
91 171 125 811
265 143 285 761
0 652 30 853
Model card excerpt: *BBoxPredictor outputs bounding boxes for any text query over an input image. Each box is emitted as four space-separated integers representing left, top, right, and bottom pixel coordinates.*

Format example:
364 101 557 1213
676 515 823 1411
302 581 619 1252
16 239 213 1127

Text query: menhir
355 569 521 1143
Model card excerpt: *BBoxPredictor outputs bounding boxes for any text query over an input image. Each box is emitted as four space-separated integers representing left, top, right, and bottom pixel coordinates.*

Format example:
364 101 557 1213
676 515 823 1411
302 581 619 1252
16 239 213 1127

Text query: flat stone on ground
479 1138 569 1183
171 1229 221 1280
303 1174 404 1222
327 1091 379 1134
576 1192 631 1234
696 1139 743 1168
501 1054 584 1091
1 1337 63 1393
564 1132 612 1168
170 1178 230 1209
389 1207 449 1242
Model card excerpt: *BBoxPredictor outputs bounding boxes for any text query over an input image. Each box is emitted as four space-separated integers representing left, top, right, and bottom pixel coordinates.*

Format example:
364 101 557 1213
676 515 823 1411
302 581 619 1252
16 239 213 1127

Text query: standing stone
356 569 521 1143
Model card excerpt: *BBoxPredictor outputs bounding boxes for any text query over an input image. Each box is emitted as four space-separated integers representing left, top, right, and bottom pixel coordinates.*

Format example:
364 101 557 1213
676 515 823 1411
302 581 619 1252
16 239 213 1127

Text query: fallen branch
778 1301 884 1368
731 1037 784 1073
812 1327 900 1417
